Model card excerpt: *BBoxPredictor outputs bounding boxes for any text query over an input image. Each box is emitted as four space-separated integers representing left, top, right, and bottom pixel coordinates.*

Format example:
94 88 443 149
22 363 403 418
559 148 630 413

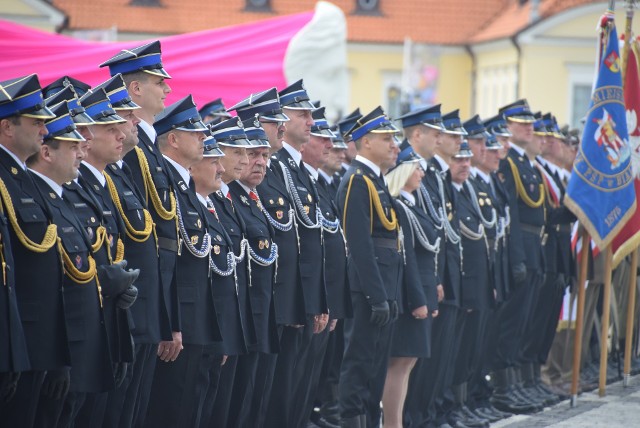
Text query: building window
476 65 516 119
129 0 162 6
245 0 271 12
566 63 594 129
571 84 591 129
355 0 381 15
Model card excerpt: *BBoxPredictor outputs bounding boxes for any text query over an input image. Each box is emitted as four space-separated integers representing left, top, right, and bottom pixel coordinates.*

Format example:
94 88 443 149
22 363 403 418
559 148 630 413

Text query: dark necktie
206 197 218 221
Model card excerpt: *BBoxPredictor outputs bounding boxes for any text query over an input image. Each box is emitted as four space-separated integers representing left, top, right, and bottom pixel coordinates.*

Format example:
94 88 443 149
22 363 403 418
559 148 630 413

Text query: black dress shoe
491 394 540 414
446 412 473 428
320 404 341 425
448 408 488 428
339 415 361 428
472 407 502 423
482 403 512 419
310 411 340 428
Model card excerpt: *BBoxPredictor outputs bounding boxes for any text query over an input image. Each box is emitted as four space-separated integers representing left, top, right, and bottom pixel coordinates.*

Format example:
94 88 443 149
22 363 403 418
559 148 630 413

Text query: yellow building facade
351 2 640 127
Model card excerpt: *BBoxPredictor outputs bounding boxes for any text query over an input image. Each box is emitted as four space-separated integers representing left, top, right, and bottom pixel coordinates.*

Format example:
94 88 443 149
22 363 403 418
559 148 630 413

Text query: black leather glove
370 301 390 326
389 300 399 323
512 262 527 286
0 371 20 403
113 362 128 388
97 260 140 299
41 368 70 400
116 285 138 310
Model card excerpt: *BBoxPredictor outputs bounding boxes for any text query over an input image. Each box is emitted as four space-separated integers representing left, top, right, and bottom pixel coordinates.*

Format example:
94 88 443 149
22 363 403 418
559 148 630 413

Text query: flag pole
598 247 613 396
570 228 590 407
621 0 637 388
623 248 638 386
621 0 634 82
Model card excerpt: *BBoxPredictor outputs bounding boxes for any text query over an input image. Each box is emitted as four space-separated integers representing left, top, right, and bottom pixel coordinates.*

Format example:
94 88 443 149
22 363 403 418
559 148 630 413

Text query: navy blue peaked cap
228 87 289 122
463 114 489 138
44 101 85 142
100 40 171 79
43 76 91 99
209 116 253 148
279 79 314 110
93 74 140 110
442 109 468 135
396 104 444 130
0 74 55 120
79 88 126 124
154 95 207 136
311 106 336 138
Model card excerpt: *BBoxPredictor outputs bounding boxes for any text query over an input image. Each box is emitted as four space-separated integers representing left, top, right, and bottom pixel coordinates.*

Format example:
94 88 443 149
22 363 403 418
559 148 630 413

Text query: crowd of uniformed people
0 40 591 428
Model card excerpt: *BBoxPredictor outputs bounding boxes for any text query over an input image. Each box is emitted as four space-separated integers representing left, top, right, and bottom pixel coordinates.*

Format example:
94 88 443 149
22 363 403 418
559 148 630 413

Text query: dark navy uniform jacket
336 159 402 306
537 159 575 277
316 171 351 320
0 178 29 373
64 164 134 364
32 172 114 393
105 161 170 343
275 147 328 316
499 147 546 273
203 192 249 356
123 126 180 333
424 157 461 307
256 160 305 325
0 149 69 372
166 162 221 347
211 189 255 355
456 181 494 310
228 180 279 354
396 193 439 314
471 172 510 302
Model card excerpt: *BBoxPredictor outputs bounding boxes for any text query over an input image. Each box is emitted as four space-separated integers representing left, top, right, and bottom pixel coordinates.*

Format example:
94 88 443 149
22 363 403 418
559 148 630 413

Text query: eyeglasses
260 120 285 128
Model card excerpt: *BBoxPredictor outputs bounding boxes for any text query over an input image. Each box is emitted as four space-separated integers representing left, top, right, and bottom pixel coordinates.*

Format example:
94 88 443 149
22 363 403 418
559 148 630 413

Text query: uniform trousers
0 370 46 428
403 304 458 427
293 321 331 427
435 306 466 425
531 273 566 365
264 325 305 427
493 269 540 370
469 306 501 408
339 293 394 423
453 310 490 386
518 269 547 365
227 350 278 427
107 342 157 428
56 391 89 428
74 391 108 428
200 355 238 428
145 344 220 428
314 320 345 406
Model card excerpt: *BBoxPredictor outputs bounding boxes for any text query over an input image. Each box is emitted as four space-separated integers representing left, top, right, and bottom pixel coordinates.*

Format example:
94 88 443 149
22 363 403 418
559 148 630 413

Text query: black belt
157 237 178 253
521 223 545 238
555 224 572 233
373 237 398 249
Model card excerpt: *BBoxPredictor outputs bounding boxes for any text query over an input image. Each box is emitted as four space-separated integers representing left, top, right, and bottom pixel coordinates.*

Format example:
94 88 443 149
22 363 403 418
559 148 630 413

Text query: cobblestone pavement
493 376 640 427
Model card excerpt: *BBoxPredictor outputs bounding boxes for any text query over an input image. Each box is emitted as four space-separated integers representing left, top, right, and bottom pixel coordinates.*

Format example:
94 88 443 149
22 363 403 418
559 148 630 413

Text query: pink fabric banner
0 11 314 108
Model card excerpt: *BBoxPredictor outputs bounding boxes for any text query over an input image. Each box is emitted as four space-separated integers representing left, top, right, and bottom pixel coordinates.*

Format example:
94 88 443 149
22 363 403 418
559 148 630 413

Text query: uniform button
74 246 79 250
32 214 37 219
